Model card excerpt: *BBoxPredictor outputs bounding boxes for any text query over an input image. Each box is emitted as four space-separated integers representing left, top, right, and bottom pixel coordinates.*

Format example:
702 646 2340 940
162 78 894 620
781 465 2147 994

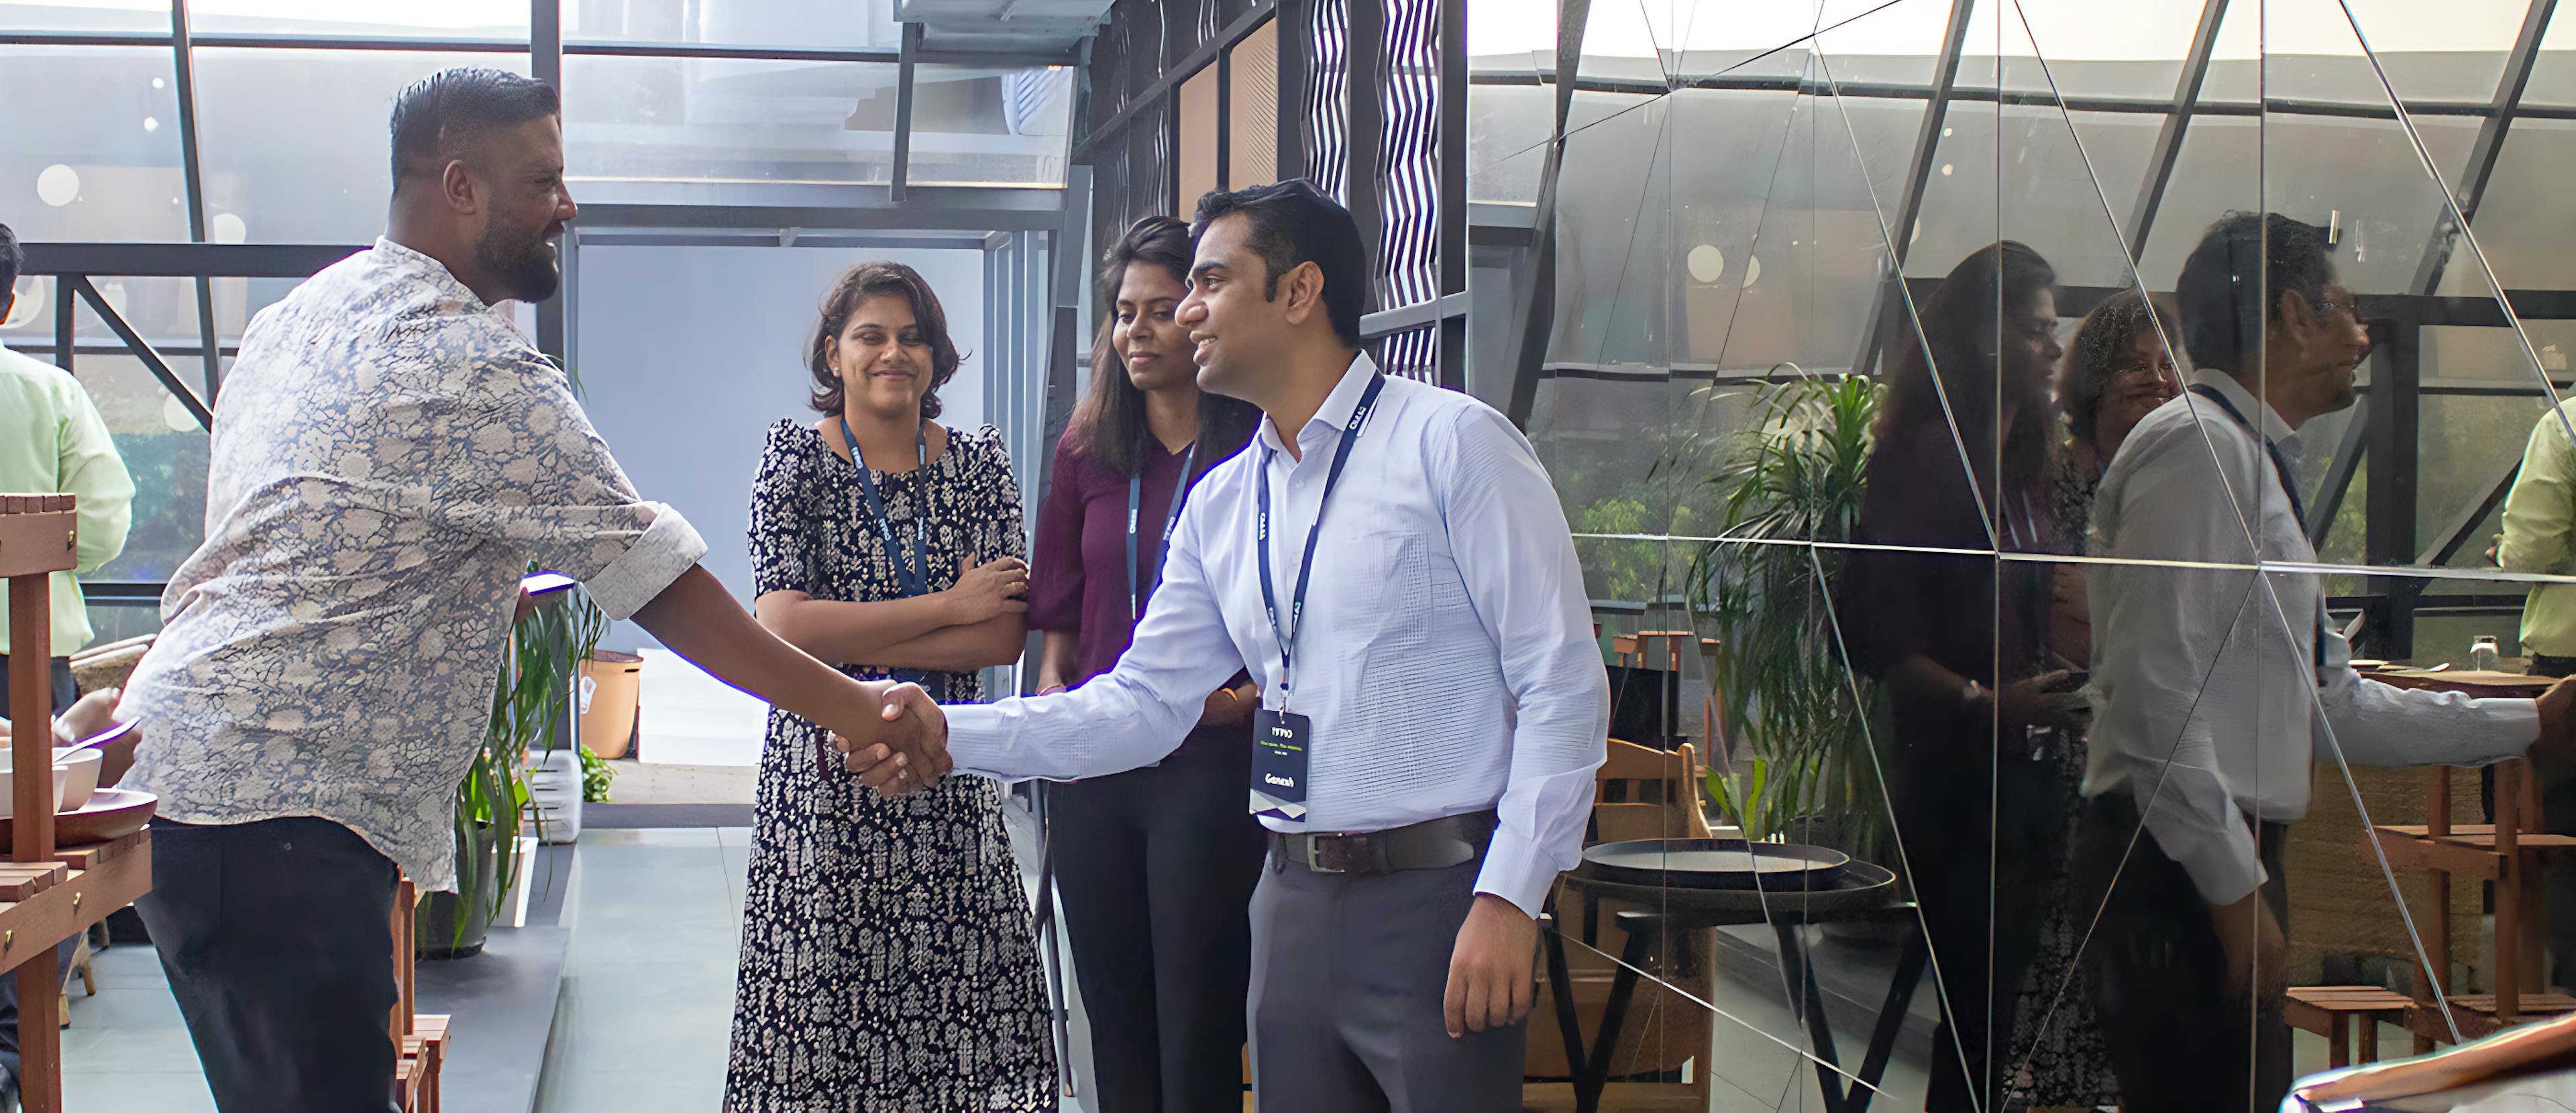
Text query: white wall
571 243 988 652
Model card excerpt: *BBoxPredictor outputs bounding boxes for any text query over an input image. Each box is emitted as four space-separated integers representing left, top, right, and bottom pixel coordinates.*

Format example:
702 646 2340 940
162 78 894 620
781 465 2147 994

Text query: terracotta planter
579 651 641 759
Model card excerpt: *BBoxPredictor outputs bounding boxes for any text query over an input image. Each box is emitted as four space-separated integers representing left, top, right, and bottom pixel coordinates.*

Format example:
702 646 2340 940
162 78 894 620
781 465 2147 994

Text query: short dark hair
388 67 561 189
1069 216 1263 476
0 223 20 305
2174 211 2337 374
805 261 966 420
1190 180 1369 348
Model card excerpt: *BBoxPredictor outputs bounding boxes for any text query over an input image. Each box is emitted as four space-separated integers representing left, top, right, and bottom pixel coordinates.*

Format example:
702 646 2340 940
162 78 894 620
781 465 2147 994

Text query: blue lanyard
838 416 929 598
1256 373 1387 706
1127 441 1199 622
2186 383 2327 662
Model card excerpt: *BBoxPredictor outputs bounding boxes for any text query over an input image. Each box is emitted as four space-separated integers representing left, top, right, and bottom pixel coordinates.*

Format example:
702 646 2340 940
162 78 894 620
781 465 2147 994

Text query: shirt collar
1257 351 1381 456
371 236 494 315
2190 368 2302 454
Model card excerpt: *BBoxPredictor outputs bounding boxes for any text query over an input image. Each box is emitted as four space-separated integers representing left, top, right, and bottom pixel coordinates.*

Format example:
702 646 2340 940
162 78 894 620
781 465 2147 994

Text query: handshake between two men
826 680 953 796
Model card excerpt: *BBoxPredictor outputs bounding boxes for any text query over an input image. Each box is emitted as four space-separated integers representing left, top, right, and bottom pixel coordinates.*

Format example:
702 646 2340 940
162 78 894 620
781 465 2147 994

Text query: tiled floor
52 817 2383 1112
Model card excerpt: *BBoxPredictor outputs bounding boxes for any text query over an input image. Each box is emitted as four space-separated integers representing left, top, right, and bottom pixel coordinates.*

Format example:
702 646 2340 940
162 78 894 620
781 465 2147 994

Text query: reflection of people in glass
2493 401 2576 988
2047 290 2184 661
1028 215 1266 1111
2082 212 2576 1112
1842 241 2097 1113
727 262 1055 1110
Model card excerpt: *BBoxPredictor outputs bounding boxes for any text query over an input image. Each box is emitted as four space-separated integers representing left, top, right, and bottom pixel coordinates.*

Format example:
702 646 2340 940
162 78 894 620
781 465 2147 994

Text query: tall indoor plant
1688 372 1888 860
417 577 606 957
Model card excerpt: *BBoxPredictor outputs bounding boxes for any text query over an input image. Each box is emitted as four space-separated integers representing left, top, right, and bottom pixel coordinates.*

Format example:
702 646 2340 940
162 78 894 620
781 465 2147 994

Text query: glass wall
1476 0 2576 1107
0 0 1077 651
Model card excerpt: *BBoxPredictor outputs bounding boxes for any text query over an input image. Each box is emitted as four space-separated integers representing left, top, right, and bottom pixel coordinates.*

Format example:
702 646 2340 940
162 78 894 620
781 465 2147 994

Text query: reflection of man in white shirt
871 181 1609 1110
2083 211 2576 1112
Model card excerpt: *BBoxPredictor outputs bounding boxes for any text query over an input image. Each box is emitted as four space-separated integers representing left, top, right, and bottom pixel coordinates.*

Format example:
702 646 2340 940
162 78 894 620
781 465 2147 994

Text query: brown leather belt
1269 810 1498 876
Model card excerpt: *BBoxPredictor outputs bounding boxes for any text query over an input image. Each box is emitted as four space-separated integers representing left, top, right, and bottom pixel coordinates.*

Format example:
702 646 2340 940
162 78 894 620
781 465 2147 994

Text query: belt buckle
1305 835 1350 873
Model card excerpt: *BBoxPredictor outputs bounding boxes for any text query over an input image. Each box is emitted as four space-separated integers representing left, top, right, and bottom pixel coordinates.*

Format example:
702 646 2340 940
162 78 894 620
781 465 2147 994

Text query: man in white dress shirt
863 180 1609 1109
2082 211 2576 1112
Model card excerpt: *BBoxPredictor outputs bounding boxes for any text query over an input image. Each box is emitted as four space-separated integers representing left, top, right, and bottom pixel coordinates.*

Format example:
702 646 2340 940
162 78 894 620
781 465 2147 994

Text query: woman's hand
940 555 1030 625
1992 670 2090 733
1198 684 1257 727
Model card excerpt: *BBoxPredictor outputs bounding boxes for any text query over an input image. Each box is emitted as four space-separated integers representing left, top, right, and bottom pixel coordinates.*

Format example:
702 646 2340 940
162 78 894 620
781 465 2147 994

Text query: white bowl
0 759 69 820
50 748 101 811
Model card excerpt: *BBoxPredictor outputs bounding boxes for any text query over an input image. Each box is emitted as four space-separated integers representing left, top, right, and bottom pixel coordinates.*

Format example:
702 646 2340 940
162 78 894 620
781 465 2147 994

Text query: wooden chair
388 876 446 1113
2285 986 2413 1069
1527 739 1717 1108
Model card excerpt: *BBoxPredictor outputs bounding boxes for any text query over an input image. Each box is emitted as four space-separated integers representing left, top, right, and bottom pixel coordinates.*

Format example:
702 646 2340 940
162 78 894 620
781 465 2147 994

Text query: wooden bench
2286 986 2414 1067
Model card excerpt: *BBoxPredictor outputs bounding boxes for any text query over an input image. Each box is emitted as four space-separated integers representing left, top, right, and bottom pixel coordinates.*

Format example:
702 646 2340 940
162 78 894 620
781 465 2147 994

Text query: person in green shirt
0 222 136 712
2502 401 2576 989
0 223 135 1110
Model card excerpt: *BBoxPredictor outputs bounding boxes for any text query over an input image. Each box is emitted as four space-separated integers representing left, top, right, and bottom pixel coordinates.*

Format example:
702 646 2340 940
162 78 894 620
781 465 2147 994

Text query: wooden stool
2286 986 2414 1067
54 934 94 1028
402 1014 449 1113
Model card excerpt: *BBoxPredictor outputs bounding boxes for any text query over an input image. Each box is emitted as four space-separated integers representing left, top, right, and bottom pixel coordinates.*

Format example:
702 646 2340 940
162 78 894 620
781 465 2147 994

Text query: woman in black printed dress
724 261 1055 1112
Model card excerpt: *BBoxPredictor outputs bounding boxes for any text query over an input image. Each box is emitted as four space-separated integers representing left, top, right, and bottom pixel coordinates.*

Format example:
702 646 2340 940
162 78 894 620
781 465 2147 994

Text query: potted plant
417 578 606 958
1686 373 1890 868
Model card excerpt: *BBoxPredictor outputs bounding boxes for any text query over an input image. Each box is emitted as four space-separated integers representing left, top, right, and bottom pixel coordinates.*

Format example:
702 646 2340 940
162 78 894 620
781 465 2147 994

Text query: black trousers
0 655 78 1087
1051 744 1267 1112
2529 653 2576 990
1896 750 2068 1113
2080 794 2292 1113
136 816 400 1113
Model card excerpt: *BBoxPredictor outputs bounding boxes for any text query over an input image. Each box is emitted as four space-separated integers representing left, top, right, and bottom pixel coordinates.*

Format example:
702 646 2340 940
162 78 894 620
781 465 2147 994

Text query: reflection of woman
1839 242 2104 1113
1029 216 1266 1112
2047 290 2185 659
1990 293 2187 1112
726 262 1055 1110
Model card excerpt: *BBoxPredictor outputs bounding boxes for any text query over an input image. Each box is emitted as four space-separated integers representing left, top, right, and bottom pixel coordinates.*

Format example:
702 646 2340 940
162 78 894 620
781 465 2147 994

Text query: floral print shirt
121 239 706 891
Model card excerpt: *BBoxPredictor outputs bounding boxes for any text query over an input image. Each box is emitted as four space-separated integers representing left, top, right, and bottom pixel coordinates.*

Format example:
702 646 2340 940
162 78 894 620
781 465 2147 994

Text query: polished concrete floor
55 810 2376 1112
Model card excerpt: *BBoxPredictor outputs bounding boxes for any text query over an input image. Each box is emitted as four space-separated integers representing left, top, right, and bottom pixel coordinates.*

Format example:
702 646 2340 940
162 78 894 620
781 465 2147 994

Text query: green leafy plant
1687 373 1886 856
579 745 617 804
450 577 606 937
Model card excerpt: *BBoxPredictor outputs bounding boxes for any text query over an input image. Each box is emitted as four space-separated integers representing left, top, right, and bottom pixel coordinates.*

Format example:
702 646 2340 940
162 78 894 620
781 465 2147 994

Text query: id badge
1249 708 1311 821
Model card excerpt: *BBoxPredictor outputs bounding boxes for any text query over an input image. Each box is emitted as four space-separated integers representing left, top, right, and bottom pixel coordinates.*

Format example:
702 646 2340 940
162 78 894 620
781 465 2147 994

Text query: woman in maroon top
1030 215 1264 1112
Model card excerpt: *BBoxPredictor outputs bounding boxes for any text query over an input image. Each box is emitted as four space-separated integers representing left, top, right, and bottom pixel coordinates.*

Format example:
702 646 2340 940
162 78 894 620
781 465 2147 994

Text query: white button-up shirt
2086 368 2536 906
947 354 1608 915
122 240 706 891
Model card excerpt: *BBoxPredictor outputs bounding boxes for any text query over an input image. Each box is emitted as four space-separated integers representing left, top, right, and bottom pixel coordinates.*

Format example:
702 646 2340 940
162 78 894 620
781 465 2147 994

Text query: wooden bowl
0 789 156 855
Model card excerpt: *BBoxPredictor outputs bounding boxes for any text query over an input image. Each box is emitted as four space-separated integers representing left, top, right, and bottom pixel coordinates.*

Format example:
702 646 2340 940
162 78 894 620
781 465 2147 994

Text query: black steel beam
1905 278 2576 327
1500 0 1589 429
2365 322 2424 655
72 276 214 430
892 23 922 203
2128 0 2229 254
52 270 73 379
1347 0 1385 294
1071 0 1284 161
2412 0 2556 297
170 0 223 401
1437 0 1466 391
2309 396 2369 546
1280 0 1311 182
534 0 566 365
1846 0 1975 380
15 242 366 279
2416 462 2519 569
564 39 1076 66
1218 46 1233 192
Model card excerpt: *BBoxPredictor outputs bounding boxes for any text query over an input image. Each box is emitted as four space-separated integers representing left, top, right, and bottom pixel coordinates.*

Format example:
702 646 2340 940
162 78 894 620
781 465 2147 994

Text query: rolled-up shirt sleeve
426 351 706 621
1436 407 1608 917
